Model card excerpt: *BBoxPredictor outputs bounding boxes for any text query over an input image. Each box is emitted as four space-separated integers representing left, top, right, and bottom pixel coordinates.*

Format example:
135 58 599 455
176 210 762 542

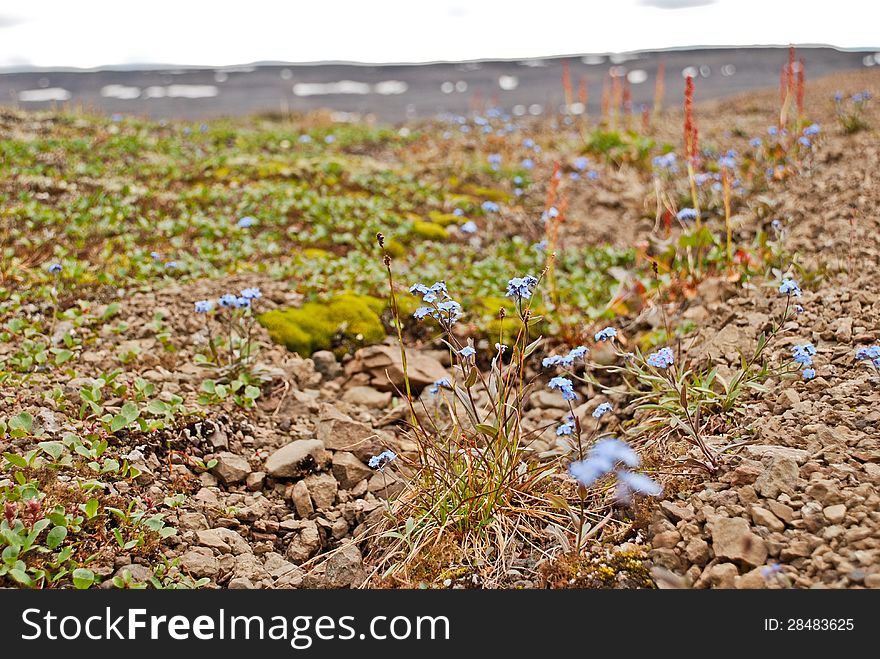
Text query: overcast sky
0 0 876 69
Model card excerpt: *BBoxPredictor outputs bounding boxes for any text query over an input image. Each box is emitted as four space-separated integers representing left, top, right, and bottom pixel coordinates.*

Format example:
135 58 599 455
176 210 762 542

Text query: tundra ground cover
1 63 878 589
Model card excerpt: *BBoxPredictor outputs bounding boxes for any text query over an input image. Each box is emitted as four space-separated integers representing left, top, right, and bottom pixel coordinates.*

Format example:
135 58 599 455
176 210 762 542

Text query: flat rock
345 344 448 392
196 528 251 555
742 445 810 465
750 506 785 532
754 456 800 498
265 440 330 478
322 544 367 588
707 516 768 568
342 385 392 409
316 406 374 452
823 504 847 524
211 452 251 485
332 452 373 489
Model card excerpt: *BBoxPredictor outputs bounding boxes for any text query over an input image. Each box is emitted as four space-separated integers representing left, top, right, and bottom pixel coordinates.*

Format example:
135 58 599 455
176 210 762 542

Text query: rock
735 567 768 589
265 440 330 478
652 530 681 549
723 462 763 486
707 516 768 567
346 344 448 392
823 504 847 524
112 564 153 584
304 473 338 510
228 576 257 589
648 548 681 571
179 548 221 579
704 563 739 589
246 471 266 491
865 574 880 589
685 538 711 566
312 350 342 380
766 500 795 523
322 544 367 588
290 480 314 518
177 512 209 531
754 456 799 499
742 445 810 465
775 389 800 413
332 452 373 489
315 406 374 452
751 506 785 532
212 452 251 485
342 386 392 409
529 389 571 410
660 501 694 522
285 520 322 563
196 528 251 555
835 317 853 343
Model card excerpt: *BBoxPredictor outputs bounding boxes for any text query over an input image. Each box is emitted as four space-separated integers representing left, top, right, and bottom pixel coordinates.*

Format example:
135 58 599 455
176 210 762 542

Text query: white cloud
0 0 875 69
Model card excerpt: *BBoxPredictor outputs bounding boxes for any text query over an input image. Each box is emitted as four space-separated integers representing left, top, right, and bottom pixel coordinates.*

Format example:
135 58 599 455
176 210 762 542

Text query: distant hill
0 46 871 122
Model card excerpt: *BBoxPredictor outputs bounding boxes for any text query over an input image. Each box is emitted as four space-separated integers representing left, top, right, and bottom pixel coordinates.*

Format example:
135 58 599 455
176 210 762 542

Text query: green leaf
3 452 28 469
121 401 140 423
72 567 95 589
474 424 498 438
9 568 32 586
52 349 74 365
83 498 99 519
38 441 64 460
244 385 261 400
46 526 67 549
146 400 169 415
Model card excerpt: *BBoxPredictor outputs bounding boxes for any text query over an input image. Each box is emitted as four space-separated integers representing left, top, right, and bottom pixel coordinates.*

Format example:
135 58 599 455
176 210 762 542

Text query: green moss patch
258 293 387 357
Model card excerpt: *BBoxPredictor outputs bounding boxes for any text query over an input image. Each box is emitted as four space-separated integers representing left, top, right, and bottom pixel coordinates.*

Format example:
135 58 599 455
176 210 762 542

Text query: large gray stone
265 440 330 478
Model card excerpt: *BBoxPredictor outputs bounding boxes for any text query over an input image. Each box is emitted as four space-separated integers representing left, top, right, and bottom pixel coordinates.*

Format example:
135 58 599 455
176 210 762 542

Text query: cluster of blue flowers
237 216 257 229
568 437 662 501
592 402 613 419
594 327 617 342
505 274 538 301
542 345 589 368
368 450 397 470
548 376 577 401
410 282 463 326
778 278 802 297
791 343 817 380
481 201 500 213
459 345 476 359
47 263 62 274
556 414 576 436
460 221 478 234
677 207 698 222
652 152 678 174
195 287 261 313
488 153 502 170
428 377 451 394
855 345 880 369
646 347 674 369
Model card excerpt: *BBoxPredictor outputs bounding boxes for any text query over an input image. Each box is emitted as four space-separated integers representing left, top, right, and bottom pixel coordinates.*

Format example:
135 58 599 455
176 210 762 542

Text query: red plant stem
797 57 805 119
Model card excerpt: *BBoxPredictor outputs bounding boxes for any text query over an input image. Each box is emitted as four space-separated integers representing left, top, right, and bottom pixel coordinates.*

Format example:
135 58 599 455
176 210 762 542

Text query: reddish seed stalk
797 57 805 120
562 59 573 109
653 60 665 119
683 75 697 161
622 77 632 129
578 76 588 118
601 74 610 125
